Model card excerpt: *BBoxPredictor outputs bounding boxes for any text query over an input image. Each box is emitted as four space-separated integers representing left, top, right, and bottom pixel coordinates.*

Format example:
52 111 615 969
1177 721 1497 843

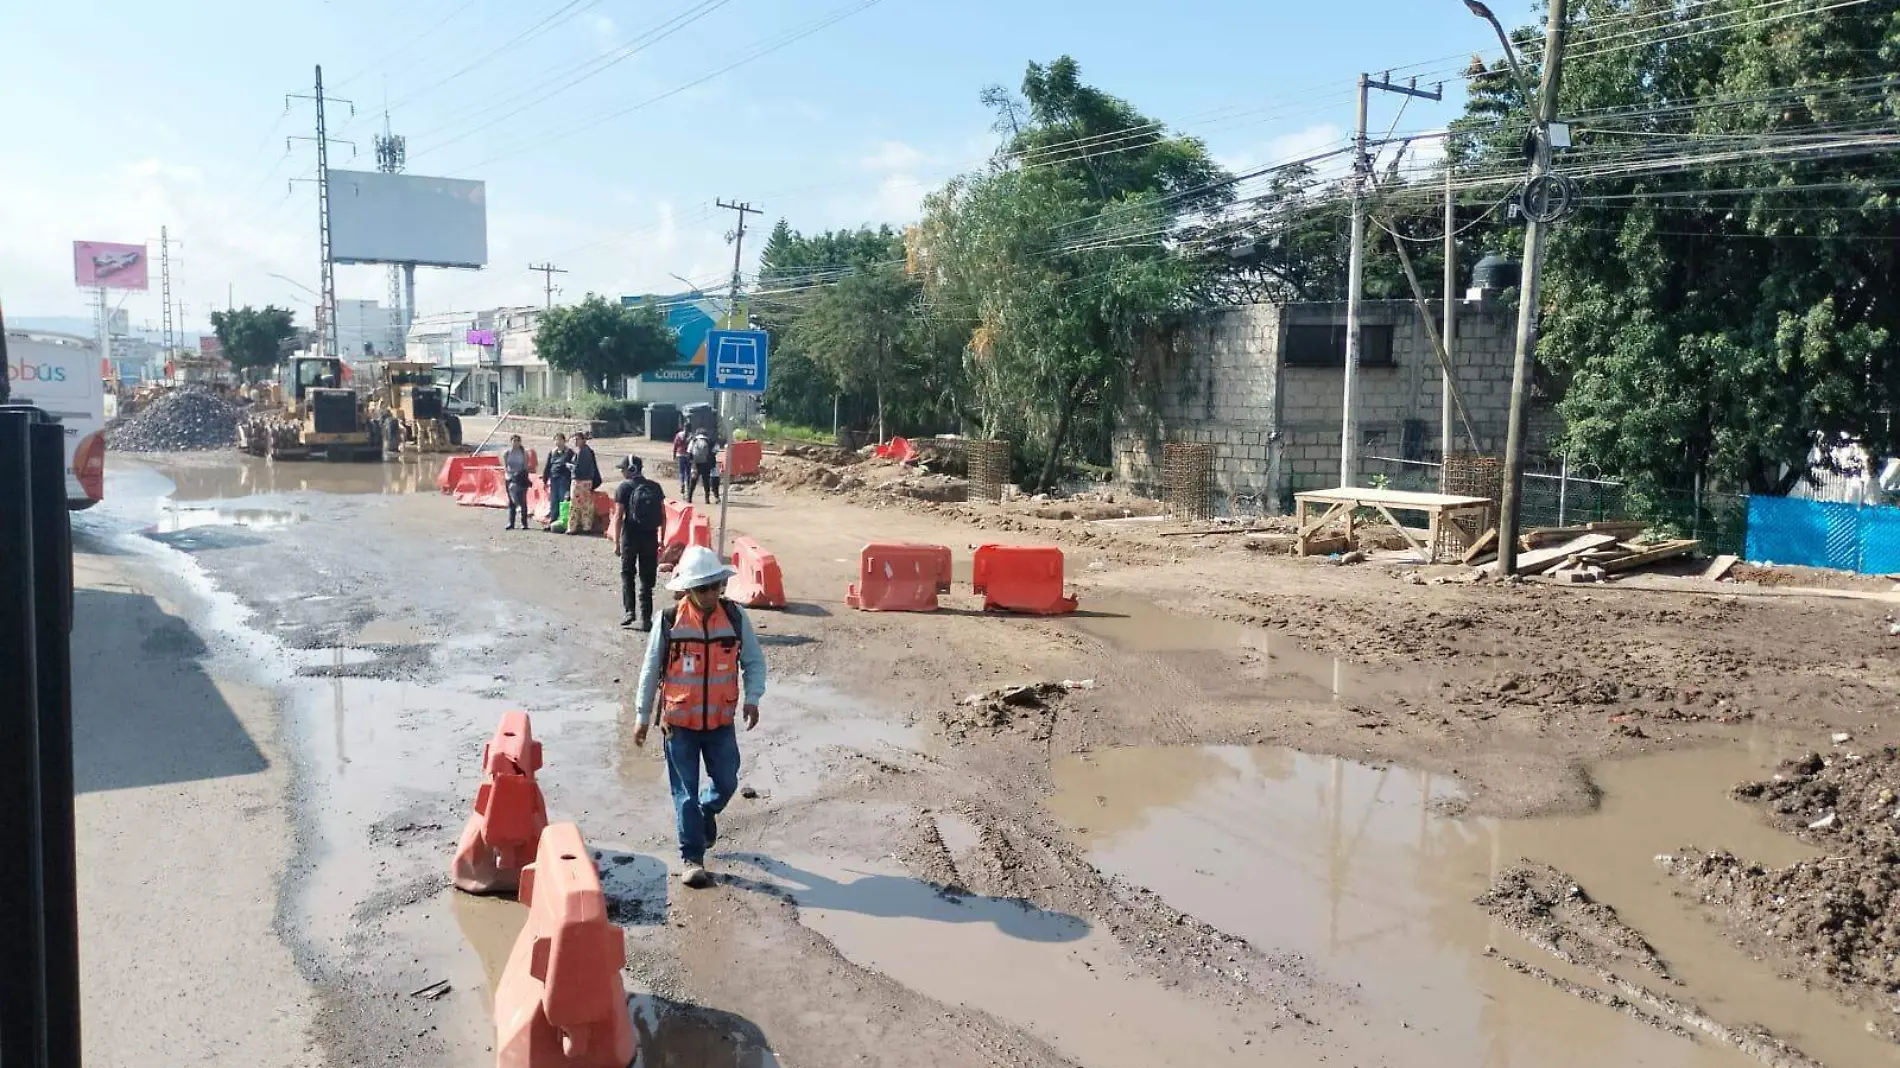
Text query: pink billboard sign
73 241 150 290
466 329 496 346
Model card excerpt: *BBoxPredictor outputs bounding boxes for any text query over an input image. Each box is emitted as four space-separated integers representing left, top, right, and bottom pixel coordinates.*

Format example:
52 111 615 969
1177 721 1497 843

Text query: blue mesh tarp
1746 495 1900 574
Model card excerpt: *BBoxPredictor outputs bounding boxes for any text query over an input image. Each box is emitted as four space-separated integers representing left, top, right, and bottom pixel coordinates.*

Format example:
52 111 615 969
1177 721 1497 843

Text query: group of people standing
496 418 765 891
501 430 602 534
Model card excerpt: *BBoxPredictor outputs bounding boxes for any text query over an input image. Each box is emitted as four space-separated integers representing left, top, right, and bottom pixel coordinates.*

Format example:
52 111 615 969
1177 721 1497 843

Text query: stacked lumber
1466 520 1705 579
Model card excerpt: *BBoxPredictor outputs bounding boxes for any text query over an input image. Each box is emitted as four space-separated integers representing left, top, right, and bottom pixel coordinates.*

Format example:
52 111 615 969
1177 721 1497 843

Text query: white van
4 328 106 509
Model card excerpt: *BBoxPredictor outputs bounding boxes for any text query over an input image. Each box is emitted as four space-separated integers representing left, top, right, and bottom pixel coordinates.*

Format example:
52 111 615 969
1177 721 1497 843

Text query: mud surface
72 443 1900 1068
1667 746 1900 1040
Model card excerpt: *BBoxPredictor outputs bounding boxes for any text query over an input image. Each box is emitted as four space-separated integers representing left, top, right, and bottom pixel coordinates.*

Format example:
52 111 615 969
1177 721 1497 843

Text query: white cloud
861 140 927 173
585 13 617 50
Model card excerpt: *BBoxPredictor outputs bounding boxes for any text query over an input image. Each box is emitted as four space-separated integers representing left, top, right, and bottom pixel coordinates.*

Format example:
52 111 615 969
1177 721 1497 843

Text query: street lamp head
1463 0 1494 17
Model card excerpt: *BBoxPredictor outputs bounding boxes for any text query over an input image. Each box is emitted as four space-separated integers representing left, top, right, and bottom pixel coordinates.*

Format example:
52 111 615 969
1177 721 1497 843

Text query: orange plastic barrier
527 474 550 522
873 436 919 464
439 453 500 493
495 822 635 1068
971 544 1079 615
452 711 550 894
455 466 512 508
727 536 785 608
721 439 763 480
661 500 713 551
846 542 952 612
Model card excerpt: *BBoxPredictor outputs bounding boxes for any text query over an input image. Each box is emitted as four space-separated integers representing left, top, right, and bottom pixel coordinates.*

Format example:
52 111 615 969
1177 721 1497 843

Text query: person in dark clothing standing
685 428 720 504
541 433 574 532
502 435 531 531
568 431 602 535
612 455 667 629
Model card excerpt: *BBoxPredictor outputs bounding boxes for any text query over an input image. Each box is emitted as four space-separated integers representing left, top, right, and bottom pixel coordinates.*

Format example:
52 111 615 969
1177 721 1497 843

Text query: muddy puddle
1072 593 1419 704
734 850 1286 1067
147 453 440 500
1050 744 1885 1068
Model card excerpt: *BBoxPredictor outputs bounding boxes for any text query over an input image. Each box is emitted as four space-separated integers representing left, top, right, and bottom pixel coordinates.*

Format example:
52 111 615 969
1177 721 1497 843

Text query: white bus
4 328 106 509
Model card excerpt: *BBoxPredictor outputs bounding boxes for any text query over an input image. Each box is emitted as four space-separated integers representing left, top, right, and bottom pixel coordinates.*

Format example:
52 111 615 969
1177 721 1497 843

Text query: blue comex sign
705 330 769 393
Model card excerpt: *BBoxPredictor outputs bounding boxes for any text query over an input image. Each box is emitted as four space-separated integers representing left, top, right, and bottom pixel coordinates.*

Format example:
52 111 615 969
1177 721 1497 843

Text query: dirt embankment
1666 746 1900 1038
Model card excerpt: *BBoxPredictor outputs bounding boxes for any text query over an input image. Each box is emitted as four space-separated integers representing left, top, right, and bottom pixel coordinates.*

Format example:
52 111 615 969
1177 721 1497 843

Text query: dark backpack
629 479 666 530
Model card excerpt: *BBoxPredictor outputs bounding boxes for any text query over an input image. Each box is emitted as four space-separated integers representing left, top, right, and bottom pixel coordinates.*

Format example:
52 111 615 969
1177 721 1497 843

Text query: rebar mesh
967 439 1012 504
1162 442 1217 521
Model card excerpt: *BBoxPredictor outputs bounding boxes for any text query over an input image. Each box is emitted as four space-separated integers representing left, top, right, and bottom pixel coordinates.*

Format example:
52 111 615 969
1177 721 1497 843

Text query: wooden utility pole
1442 166 1457 466
1496 0 1569 576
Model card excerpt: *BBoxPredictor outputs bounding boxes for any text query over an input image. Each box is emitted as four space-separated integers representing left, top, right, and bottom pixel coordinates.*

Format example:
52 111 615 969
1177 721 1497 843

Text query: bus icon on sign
705 330 769 393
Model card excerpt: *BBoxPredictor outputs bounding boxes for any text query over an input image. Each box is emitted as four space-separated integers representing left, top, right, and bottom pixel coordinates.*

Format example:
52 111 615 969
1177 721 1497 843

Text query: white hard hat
666 545 736 592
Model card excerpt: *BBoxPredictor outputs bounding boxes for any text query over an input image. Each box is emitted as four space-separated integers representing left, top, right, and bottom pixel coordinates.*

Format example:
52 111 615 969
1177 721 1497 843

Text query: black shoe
620 613 636 627
704 811 718 849
505 524 515 530
636 617 652 633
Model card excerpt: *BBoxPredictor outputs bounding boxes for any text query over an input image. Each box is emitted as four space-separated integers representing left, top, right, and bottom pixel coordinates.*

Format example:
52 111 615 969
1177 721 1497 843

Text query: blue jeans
663 724 740 865
676 455 692 493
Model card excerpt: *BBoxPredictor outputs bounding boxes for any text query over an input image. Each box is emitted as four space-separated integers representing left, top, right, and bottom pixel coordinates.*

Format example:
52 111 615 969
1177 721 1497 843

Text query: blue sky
0 0 1535 334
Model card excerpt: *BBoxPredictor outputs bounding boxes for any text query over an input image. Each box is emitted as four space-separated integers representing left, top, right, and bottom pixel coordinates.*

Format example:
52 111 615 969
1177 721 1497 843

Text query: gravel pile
106 386 241 452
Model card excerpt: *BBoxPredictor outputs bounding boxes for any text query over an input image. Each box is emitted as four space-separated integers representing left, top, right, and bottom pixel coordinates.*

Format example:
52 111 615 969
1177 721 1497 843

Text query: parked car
442 396 484 416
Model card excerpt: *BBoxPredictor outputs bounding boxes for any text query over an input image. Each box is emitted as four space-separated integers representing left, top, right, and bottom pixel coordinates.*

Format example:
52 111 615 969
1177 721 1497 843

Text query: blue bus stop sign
704 330 769 393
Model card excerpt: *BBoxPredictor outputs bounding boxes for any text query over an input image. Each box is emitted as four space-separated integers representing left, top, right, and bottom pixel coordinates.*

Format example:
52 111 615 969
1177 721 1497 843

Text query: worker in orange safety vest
632 545 768 888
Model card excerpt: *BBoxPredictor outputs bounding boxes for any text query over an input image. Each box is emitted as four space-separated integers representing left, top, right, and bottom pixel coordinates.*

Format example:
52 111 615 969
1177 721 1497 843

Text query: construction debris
105 385 242 452
1476 525 1709 580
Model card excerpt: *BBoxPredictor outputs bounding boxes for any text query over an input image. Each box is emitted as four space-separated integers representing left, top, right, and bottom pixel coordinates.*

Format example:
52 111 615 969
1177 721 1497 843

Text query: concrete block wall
1115 304 1282 501
1116 298 1557 504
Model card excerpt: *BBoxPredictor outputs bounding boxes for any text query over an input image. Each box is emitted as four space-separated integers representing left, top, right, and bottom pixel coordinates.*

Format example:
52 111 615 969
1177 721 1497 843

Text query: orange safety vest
658 598 742 730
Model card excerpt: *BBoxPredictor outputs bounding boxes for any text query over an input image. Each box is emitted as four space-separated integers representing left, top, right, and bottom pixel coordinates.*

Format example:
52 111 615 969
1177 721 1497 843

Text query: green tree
533 295 677 395
210 305 298 382
787 266 915 440
917 56 1229 490
1457 0 1900 495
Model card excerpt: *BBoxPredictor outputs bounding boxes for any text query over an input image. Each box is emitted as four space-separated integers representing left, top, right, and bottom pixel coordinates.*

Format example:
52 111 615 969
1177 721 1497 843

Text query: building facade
1115 298 1559 507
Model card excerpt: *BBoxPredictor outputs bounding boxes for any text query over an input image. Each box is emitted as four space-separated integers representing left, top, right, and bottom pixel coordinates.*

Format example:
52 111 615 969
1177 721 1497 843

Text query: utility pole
713 197 761 557
715 197 762 431
528 263 568 309
288 65 354 361
1341 73 1444 488
1442 165 1457 468
1496 0 1569 576
715 199 761 330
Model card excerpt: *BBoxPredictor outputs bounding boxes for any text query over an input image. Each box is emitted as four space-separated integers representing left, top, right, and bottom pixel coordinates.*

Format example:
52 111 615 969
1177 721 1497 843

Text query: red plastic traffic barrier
873 436 919 464
721 439 763 480
495 822 635 1068
662 500 695 549
846 542 952 612
452 711 550 894
971 544 1079 615
439 453 500 493
727 536 785 608
455 466 511 508
527 474 550 522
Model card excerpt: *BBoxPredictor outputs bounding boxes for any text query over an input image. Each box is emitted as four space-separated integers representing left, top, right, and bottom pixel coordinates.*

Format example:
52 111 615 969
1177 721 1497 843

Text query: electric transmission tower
375 106 407 354
288 65 355 359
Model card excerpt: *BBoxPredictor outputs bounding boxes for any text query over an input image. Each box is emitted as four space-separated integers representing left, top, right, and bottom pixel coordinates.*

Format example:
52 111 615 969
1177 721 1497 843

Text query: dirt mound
1663 747 1900 1040
940 681 1092 741
765 453 968 504
106 386 240 452
1477 862 1673 978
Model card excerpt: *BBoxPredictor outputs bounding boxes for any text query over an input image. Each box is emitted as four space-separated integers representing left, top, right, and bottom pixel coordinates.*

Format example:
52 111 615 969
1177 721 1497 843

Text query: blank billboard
327 170 488 269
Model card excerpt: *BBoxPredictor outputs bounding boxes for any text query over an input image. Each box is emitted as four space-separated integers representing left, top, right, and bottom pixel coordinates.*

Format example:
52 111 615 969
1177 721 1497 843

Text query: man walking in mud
612 455 665 630
633 545 767 889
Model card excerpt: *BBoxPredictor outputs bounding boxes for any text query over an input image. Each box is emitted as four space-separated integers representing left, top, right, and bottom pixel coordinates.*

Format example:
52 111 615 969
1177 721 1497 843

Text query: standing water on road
1050 744 1881 1068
